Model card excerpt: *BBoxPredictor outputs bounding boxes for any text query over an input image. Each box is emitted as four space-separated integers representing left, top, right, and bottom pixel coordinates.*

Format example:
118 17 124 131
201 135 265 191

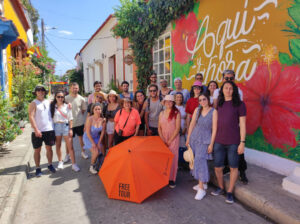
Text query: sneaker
89 165 97 174
57 161 64 169
35 168 42 177
169 181 176 188
48 164 56 173
195 189 206 200
72 164 80 172
226 192 234 204
240 171 249 185
193 183 208 191
211 187 225 196
63 154 70 163
81 151 89 159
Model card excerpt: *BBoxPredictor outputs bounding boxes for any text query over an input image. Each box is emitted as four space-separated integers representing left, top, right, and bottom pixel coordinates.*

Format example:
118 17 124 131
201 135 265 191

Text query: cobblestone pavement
14 136 272 224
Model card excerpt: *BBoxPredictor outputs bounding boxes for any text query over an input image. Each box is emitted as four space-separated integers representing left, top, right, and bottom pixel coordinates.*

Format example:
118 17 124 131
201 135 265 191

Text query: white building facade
79 15 134 93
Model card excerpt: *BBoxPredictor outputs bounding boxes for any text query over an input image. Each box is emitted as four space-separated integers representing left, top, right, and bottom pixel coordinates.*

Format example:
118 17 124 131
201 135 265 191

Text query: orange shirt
114 108 141 136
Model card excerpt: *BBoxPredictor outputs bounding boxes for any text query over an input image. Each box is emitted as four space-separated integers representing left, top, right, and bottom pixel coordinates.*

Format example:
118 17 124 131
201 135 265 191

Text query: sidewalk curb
0 125 33 224
211 176 300 224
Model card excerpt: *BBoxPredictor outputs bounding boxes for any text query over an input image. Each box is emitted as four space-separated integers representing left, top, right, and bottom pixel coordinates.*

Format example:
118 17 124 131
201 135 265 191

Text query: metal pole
41 18 45 49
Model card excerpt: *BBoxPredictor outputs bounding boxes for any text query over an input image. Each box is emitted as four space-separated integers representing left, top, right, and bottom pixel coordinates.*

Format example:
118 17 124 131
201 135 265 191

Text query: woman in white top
50 91 80 172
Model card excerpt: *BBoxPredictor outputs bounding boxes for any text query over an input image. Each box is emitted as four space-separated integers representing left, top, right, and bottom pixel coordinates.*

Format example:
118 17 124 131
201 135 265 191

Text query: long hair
218 81 241 107
197 93 211 120
168 102 179 121
50 90 65 118
207 81 219 96
90 102 103 117
190 85 204 98
133 90 146 103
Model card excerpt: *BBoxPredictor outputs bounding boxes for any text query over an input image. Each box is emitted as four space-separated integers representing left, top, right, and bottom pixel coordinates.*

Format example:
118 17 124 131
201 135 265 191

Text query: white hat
163 94 175 102
108 90 118 96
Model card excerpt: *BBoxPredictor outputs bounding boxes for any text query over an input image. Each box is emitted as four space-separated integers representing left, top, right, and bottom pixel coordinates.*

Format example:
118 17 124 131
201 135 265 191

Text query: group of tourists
29 69 247 204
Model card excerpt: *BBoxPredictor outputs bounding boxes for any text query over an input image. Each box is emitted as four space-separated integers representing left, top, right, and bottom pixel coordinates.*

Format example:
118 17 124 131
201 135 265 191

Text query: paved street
14 136 272 224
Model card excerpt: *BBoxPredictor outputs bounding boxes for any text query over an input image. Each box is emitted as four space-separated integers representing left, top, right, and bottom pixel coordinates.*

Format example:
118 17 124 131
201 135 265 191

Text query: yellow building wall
4 0 28 98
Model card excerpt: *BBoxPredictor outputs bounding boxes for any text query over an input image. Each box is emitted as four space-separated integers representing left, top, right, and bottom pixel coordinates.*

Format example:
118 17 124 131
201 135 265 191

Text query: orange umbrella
99 136 174 203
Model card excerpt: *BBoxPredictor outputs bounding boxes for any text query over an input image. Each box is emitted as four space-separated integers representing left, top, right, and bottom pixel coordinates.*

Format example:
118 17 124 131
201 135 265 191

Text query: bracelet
241 140 246 143
69 128 73 130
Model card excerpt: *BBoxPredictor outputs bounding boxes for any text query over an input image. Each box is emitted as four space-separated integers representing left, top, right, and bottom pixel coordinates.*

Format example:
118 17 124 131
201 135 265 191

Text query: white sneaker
72 164 80 172
195 189 206 200
193 183 208 191
81 151 89 159
57 161 64 169
89 165 97 174
63 154 70 163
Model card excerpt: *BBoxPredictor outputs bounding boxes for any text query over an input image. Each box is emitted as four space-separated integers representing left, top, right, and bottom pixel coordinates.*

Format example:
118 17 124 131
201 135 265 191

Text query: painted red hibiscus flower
171 12 199 64
238 61 300 150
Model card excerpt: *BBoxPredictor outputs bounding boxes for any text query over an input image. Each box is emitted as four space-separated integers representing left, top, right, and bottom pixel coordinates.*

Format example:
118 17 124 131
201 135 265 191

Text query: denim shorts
106 120 115 135
54 123 69 137
213 143 239 168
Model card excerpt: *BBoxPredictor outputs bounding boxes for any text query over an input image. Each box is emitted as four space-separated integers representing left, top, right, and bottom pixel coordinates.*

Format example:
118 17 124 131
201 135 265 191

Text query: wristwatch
241 140 246 143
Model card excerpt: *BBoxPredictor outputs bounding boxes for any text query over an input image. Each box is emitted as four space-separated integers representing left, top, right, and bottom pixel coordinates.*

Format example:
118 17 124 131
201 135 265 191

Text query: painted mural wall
171 0 300 162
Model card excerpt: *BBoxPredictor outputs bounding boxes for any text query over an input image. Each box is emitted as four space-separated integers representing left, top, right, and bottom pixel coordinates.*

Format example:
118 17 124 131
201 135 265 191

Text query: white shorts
106 120 115 135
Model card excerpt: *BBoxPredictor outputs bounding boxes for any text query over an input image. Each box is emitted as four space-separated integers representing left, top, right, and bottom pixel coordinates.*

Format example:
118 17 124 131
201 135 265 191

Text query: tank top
33 99 53 132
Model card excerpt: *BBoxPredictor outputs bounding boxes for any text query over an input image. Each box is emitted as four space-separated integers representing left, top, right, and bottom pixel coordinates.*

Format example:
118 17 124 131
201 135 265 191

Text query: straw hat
183 145 194 170
94 92 105 99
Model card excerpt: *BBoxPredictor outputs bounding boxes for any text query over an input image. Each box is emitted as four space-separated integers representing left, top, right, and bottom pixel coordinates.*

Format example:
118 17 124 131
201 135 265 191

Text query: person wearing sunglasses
194 73 207 93
212 70 243 108
87 92 106 117
50 91 80 172
212 70 248 185
87 81 107 104
144 84 164 136
28 85 56 177
186 93 217 200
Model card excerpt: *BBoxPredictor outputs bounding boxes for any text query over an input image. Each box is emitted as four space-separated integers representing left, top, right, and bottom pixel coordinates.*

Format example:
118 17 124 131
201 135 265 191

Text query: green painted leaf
289 39 300 61
288 4 300 27
279 52 293 65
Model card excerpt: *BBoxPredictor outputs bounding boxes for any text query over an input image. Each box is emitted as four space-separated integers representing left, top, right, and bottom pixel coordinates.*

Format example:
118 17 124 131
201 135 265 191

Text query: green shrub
11 57 42 121
0 91 22 146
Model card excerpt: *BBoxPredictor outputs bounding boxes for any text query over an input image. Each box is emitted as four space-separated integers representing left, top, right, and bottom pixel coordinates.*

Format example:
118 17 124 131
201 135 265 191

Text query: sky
31 0 120 77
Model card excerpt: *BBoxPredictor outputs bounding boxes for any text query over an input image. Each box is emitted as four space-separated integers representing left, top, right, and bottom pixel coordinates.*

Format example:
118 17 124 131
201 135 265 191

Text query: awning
0 17 19 49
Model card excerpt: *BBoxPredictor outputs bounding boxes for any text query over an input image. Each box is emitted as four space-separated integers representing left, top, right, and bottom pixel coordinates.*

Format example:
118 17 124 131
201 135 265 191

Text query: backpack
147 96 163 111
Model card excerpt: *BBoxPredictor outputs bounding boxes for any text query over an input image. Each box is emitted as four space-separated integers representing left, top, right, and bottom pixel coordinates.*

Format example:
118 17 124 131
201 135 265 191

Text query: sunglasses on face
199 98 207 102
149 90 157 92
56 96 64 99
225 77 234 81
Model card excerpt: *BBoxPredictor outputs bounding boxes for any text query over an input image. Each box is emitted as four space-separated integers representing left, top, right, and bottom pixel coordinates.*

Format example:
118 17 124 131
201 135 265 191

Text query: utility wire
47 32 113 41
44 34 76 66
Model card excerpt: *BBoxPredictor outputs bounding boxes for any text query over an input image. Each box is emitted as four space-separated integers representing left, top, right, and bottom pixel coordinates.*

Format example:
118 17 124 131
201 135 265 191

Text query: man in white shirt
65 82 88 160
28 85 56 177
